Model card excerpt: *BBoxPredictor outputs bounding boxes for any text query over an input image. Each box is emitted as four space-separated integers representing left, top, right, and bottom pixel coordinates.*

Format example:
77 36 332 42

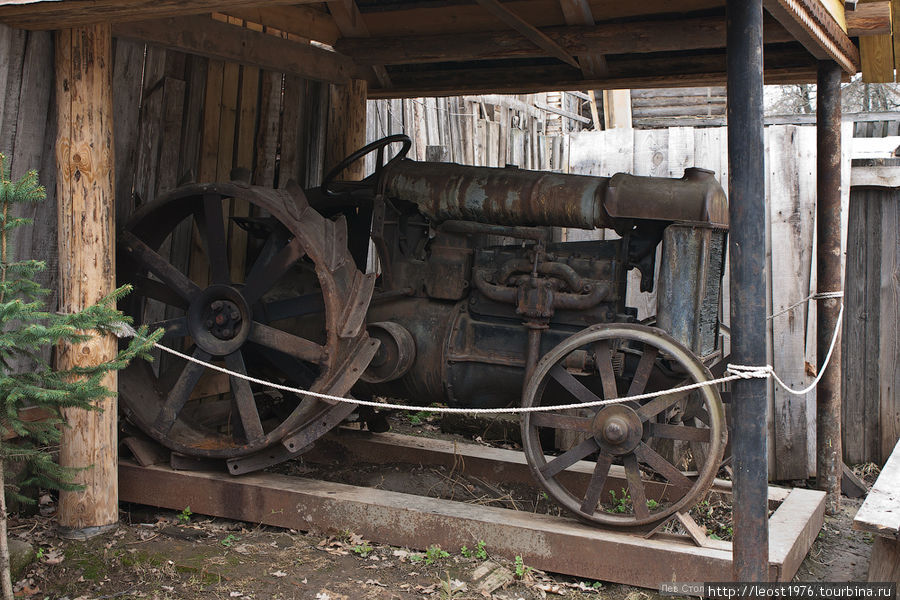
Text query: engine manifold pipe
382 160 729 230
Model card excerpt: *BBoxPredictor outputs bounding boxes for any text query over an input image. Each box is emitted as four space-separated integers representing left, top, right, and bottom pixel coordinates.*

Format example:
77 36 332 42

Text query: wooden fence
843 183 899 467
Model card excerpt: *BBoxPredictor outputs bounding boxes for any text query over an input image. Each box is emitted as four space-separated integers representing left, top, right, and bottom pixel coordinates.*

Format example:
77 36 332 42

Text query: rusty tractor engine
118 135 729 527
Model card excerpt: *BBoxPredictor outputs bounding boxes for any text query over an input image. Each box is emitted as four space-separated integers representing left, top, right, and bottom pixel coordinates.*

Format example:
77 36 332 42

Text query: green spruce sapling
0 153 161 600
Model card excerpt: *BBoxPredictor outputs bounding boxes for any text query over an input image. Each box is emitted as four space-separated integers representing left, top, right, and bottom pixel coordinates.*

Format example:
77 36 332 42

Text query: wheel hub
592 404 642 455
187 284 252 355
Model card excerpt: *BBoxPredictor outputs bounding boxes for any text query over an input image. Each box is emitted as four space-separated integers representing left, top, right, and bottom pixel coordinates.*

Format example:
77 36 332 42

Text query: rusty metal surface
605 168 729 228
656 226 726 358
727 0 771 582
815 61 843 516
119 459 826 586
383 160 729 230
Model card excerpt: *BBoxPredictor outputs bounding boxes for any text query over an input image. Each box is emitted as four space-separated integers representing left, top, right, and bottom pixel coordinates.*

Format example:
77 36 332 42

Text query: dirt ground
8 417 876 600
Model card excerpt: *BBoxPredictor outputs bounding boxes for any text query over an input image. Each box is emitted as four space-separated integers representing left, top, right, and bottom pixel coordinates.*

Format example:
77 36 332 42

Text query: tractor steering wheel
322 134 411 196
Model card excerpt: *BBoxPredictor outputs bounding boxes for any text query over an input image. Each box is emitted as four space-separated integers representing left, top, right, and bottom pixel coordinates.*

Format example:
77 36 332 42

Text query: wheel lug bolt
221 328 232 338
205 319 214 328
211 300 223 311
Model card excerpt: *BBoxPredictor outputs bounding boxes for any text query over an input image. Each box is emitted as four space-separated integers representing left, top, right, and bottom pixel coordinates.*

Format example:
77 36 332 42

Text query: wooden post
325 79 367 181
55 24 119 537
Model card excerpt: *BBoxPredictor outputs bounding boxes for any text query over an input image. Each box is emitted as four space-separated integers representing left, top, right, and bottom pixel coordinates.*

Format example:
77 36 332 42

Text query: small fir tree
0 153 161 600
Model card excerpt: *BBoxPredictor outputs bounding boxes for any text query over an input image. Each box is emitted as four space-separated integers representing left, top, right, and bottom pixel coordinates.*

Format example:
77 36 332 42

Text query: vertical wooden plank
133 82 165 205
767 125 813 480
600 127 634 176
198 59 224 182
633 129 669 177
7 29 58 371
230 65 259 282
667 126 695 177
842 192 869 464
178 54 208 185
55 23 119 533
254 71 282 188
157 77 187 194
879 189 900 462
325 79 367 180
486 121 500 167
859 34 895 83
216 61 240 182
111 38 144 222
305 80 328 188
279 75 306 187
0 25 27 158
864 192 884 462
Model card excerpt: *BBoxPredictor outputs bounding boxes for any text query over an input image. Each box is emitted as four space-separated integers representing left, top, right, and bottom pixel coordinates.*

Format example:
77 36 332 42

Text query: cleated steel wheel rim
521 323 727 527
117 181 376 460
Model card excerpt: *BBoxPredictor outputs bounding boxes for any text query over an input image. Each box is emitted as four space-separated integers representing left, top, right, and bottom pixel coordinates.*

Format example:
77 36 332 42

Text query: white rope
116 300 843 414
767 290 843 320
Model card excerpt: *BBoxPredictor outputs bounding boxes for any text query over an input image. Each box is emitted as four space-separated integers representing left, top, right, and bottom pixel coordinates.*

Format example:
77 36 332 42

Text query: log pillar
816 60 843 515
54 24 119 537
726 0 770 583
325 79 368 181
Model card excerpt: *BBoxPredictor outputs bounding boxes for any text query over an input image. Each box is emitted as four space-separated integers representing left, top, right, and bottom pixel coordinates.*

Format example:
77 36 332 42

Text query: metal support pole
726 0 770 583
816 61 843 515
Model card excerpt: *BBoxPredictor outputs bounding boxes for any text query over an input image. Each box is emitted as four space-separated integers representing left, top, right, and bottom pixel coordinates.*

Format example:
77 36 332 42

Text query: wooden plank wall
842 186 900 467
0 25 57 371
366 93 587 173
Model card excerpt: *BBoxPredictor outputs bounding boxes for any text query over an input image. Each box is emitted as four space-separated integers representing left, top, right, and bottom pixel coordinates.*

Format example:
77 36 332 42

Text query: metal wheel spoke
242 238 304 305
623 454 650 520
147 316 189 340
530 412 593 432
647 422 711 442
131 275 189 309
634 442 695 491
152 348 211 435
197 193 230 284
224 351 265 441
121 231 201 302
549 364 603 405
249 322 326 364
580 453 613 514
539 437 599 478
627 344 659 397
593 340 619 400
635 380 693 422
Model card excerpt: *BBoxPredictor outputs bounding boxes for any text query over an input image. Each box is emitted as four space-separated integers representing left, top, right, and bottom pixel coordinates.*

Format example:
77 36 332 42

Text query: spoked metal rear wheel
117 181 378 464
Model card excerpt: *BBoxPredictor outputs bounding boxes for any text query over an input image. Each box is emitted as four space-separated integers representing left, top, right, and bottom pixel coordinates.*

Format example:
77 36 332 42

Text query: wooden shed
0 0 879 584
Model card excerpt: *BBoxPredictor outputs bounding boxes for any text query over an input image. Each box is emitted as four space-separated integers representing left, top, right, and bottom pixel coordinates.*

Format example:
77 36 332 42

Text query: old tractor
118 134 728 528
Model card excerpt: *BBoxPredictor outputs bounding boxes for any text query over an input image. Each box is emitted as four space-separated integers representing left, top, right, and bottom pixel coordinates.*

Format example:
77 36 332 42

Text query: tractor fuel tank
382 160 728 230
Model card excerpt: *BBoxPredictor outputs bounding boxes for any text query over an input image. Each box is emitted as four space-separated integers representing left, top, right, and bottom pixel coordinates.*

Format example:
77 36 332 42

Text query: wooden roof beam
473 0 581 69
0 0 315 30
327 0 391 88
336 16 796 65
557 0 606 129
112 15 366 85
846 1 892 35
763 0 860 72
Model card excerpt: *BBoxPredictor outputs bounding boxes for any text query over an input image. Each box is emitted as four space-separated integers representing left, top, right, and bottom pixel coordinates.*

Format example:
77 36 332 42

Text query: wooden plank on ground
120 460 739 587
767 125 814 480
767 488 827 580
